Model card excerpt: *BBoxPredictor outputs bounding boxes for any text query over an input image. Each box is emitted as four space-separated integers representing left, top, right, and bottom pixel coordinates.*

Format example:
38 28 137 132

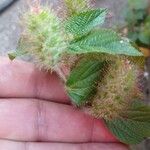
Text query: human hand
0 57 128 150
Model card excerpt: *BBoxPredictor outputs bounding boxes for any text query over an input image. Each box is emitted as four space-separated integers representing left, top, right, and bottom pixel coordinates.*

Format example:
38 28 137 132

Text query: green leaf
66 59 106 106
138 18 150 46
106 119 150 144
8 50 27 60
68 29 143 56
65 9 107 36
106 101 150 144
122 101 150 123
128 32 139 42
125 9 146 25
128 0 148 10
138 32 150 46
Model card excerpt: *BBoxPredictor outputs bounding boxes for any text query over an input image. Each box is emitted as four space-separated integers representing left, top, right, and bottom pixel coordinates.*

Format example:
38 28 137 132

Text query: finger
0 57 69 103
0 98 117 143
0 140 128 150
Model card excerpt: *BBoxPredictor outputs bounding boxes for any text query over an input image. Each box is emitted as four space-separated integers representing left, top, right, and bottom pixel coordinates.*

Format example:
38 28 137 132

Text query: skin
0 57 128 150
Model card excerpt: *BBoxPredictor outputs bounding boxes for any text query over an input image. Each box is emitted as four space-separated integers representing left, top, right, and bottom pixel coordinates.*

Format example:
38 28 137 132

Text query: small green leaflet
65 8 107 37
68 29 143 56
8 50 27 61
66 59 105 106
106 101 150 144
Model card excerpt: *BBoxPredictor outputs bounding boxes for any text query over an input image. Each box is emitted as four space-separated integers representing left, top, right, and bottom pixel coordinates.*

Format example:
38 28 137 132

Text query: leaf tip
8 53 16 61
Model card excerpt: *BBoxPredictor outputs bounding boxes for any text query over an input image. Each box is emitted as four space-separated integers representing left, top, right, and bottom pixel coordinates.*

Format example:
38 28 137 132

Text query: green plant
8 0 149 145
124 0 150 49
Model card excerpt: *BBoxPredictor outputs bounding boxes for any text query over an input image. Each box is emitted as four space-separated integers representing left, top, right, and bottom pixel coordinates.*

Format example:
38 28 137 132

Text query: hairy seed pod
64 0 93 16
89 57 143 120
19 8 69 70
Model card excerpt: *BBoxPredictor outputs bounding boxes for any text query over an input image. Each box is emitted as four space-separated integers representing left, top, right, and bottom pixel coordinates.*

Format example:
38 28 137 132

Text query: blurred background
0 0 149 149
